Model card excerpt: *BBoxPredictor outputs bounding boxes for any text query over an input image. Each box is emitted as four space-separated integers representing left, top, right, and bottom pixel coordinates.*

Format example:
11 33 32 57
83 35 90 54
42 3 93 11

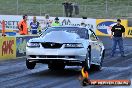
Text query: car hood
29 31 82 43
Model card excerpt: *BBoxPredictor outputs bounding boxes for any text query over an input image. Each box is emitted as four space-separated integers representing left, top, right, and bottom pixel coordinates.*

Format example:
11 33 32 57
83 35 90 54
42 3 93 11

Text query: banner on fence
16 35 38 57
0 37 16 59
0 15 96 31
126 27 132 37
96 19 128 36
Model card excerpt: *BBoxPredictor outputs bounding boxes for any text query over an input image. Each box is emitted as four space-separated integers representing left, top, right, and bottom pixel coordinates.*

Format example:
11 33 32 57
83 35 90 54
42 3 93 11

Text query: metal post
105 0 108 17
40 4 42 16
63 4 65 17
17 0 19 15
2 20 5 36
126 0 129 18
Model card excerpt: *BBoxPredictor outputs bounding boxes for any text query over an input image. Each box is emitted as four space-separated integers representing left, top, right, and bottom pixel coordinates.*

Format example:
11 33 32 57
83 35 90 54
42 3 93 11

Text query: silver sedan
26 26 105 71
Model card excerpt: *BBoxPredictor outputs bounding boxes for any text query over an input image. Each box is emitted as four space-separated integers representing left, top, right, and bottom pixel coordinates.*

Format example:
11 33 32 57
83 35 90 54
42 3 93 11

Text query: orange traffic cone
2 20 6 36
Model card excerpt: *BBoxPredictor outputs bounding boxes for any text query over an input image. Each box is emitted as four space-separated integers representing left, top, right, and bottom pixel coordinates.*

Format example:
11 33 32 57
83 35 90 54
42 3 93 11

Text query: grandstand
0 0 132 18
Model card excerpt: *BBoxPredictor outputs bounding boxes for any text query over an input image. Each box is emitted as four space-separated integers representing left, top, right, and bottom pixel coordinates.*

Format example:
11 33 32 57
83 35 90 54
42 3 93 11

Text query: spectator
29 16 40 34
111 19 126 57
51 17 61 26
62 0 73 17
81 22 86 27
81 17 87 27
62 0 69 17
69 2 73 17
74 3 79 16
18 14 28 35
44 14 52 28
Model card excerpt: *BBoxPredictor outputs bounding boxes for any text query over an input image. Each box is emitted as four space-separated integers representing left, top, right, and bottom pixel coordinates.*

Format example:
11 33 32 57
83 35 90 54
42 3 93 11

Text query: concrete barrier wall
0 35 38 60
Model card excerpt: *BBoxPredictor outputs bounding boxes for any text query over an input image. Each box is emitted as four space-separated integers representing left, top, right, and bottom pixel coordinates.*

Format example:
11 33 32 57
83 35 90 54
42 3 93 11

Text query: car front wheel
26 60 36 69
83 48 91 71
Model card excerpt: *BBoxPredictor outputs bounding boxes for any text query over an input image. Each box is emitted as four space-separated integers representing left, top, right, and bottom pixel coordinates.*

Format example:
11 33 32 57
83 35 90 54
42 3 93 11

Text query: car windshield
41 27 89 39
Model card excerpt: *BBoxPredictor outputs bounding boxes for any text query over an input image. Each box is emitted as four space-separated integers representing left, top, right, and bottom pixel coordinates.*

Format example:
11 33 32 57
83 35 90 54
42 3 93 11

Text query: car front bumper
26 47 87 62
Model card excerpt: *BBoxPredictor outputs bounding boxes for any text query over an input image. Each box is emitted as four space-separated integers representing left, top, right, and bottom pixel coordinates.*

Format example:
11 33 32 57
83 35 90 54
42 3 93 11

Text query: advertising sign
0 37 16 59
126 27 132 37
59 17 96 32
16 36 38 57
0 15 21 30
0 15 96 32
96 19 128 36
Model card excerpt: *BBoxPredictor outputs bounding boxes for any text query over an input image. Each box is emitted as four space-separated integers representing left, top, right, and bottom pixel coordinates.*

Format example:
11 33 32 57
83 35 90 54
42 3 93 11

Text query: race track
0 37 132 88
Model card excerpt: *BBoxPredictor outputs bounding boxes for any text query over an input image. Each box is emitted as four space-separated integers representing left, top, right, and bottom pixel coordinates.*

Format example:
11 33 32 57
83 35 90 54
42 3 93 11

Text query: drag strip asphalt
0 37 132 88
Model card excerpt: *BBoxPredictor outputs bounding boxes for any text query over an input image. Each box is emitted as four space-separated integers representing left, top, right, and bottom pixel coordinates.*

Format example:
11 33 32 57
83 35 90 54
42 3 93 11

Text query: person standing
81 17 87 27
62 0 73 17
62 0 69 17
44 14 52 28
74 3 79 16
29 16 40 34
51 17 61 26
68 2 73 17
111 19 125 57
18 14 28 35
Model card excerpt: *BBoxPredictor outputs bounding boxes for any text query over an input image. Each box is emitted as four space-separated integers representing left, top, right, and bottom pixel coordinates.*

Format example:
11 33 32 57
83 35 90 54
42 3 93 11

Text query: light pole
40 4 42 16
105 0 108 17
17 0 19 15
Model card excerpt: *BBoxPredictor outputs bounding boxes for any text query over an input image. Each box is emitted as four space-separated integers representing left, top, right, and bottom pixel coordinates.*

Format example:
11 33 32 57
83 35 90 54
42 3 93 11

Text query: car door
88 29 102 64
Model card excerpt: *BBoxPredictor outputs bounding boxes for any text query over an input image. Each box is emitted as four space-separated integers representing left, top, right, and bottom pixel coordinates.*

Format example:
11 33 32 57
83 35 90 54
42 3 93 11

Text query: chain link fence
0 0 132 18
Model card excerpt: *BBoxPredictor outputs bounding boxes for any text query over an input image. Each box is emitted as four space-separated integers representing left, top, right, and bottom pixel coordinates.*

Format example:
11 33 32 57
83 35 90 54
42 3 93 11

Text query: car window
41 27 89 39
89 29 97 41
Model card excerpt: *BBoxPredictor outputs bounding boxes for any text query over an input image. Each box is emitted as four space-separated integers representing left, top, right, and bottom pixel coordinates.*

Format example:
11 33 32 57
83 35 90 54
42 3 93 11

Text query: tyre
91 50 105 71
26 60 36 69
83 47 91 71
48 63 65 70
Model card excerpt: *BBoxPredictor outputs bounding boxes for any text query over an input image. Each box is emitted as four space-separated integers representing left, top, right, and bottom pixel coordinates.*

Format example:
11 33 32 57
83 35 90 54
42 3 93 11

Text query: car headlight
65 43 83 48
27 42 40 47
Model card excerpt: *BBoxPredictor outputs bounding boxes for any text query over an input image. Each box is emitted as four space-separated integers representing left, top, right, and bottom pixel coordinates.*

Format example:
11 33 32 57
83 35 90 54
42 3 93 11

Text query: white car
26 26 105 71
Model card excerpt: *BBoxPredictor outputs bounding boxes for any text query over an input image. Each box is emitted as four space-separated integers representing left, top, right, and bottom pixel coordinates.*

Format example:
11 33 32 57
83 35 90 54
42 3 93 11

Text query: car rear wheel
91 50 105 71
26 60 36 69
48 63 65 70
